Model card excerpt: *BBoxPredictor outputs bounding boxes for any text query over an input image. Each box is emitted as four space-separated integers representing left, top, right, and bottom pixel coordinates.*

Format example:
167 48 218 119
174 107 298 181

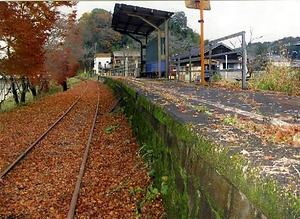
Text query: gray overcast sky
76 1 300 43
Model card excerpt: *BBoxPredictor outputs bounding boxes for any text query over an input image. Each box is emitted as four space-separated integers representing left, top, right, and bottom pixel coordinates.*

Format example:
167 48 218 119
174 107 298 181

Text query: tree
78 8 122 72
45 10 83 91
169 11 188 33
168 11 200 56
0 2 76 103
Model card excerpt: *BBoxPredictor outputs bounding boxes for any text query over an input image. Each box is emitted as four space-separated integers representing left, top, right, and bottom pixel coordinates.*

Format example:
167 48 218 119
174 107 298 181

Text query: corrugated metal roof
111 3 173 36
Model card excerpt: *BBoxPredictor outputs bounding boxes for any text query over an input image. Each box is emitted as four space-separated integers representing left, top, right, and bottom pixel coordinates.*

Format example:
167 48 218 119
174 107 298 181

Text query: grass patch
212 64 300 96
223 114 238 125
248 64 300 95
0 77 82 112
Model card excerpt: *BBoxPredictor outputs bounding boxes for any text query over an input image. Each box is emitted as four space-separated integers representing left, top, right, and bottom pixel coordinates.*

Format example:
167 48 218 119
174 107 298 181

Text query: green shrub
249 64 300 95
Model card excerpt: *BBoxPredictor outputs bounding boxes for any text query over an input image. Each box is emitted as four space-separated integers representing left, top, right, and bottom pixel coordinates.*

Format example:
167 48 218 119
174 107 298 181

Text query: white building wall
219 61 243 80
93 57 111 74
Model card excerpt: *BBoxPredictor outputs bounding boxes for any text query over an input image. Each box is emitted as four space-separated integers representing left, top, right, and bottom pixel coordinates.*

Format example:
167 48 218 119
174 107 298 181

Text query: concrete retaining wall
104 78 267 219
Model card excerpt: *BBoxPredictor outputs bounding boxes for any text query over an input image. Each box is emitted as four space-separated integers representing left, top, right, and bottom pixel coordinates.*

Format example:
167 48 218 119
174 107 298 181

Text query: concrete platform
115 77 300 199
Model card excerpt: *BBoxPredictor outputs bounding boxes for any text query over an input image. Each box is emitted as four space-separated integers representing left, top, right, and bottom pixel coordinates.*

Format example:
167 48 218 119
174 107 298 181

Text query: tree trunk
20 77 28 103
29 82 37 97
10 76 19 105
38 80 49 94
62 80 68 91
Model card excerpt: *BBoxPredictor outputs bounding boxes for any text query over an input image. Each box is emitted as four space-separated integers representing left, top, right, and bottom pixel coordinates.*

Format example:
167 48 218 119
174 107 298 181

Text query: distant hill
247 36 300 60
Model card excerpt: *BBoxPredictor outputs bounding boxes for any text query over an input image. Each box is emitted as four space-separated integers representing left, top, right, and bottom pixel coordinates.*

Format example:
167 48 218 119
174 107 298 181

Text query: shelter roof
111 3 173 36
174 43 239 60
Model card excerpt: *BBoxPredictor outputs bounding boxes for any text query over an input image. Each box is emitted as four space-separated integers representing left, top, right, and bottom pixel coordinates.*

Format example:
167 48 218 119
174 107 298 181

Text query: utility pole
199 1 205 85
185 0 211 85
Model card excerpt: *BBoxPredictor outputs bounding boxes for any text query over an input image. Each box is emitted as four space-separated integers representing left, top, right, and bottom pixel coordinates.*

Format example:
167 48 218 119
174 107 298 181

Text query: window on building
228 63 234 69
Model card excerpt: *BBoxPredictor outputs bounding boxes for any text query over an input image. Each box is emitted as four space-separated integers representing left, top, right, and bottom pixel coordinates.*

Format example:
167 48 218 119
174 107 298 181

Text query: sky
76 0 300 43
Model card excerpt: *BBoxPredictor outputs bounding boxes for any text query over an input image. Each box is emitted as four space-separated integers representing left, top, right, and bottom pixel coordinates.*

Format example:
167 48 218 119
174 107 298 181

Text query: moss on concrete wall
104 77 297 219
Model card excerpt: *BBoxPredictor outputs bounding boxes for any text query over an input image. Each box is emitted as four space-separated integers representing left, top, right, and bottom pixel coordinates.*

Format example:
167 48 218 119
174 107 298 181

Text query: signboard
185 0 211 10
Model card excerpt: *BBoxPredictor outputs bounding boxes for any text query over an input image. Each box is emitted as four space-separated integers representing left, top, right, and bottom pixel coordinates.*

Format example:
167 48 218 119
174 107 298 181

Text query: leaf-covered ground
0 80 165 218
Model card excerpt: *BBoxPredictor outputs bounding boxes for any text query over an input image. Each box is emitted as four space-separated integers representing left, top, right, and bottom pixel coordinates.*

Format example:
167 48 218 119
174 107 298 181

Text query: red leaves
0 81 165 218
0 2 79 90
178 107 188 113
44 10 82 87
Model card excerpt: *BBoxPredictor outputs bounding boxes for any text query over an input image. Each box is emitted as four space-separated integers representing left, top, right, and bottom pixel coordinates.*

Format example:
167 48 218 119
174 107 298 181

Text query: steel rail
0 80 89 179
67 82 101 219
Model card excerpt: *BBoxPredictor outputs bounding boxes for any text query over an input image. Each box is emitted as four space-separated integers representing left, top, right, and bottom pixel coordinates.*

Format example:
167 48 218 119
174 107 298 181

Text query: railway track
0 80 89 179
0 79 166 218
0 80 101 218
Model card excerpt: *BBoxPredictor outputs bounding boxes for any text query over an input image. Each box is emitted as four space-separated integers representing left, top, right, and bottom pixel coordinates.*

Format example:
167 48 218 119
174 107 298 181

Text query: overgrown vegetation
214 64 300 95
248 64 300 95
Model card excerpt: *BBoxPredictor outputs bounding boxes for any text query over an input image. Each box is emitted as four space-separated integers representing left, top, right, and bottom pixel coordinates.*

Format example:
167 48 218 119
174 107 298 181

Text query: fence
172 31 248 89
108 63 139 77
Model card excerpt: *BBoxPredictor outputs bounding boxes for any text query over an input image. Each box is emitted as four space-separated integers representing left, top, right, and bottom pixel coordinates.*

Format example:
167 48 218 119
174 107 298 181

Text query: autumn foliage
45 10 83 91
79 8 122 71
0 2 80 102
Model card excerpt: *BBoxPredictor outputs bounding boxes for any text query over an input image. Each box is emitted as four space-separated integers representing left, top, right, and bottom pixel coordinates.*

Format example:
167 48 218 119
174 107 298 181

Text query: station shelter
111 3 173 78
